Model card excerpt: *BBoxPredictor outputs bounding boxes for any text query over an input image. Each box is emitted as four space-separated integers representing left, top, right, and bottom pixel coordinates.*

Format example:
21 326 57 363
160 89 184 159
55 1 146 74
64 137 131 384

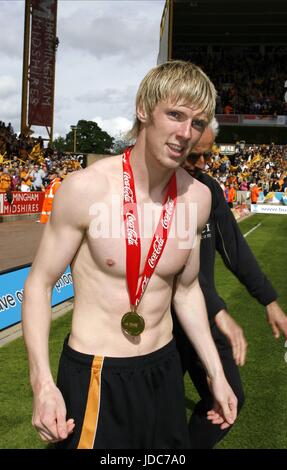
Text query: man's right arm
22 171 87 442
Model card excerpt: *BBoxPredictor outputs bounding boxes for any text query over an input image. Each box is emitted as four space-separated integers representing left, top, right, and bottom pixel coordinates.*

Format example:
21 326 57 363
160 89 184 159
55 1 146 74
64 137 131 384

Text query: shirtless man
22 60 237 449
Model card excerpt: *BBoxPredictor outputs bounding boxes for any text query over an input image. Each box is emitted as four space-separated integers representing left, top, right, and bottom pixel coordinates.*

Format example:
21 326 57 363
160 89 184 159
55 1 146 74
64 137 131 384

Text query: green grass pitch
0 214 286 448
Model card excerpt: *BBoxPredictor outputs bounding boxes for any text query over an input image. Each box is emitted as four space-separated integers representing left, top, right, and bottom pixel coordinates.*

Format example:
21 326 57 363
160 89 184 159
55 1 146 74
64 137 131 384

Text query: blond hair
127 60 217 141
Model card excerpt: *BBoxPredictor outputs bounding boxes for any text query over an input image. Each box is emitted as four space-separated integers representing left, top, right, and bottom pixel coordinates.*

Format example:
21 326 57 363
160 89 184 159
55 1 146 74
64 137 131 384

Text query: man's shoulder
89 154 121 170
50 168 102 227
88 154 122 180
54 167 94 201
62 159 112 188
58 155 122 198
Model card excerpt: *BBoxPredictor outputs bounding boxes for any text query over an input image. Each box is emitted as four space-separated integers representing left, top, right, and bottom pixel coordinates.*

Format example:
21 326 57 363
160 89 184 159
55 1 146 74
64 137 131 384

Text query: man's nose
177 121 191 140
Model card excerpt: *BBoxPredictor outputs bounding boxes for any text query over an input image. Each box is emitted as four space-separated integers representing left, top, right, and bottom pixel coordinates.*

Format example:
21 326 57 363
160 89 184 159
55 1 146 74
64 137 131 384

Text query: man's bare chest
85 196 194 279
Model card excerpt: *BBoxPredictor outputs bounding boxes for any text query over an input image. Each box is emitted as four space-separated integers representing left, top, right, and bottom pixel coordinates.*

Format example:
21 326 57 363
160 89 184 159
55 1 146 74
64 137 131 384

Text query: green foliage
52 136 66 152
53 120 114 154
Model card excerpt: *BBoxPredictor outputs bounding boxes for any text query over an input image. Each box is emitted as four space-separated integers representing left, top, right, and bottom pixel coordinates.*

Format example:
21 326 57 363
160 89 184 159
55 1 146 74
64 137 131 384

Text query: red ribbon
122 147 177 309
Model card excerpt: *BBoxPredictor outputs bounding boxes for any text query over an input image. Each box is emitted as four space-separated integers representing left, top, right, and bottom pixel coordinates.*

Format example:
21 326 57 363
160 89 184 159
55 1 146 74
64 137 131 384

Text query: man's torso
67 155 208 356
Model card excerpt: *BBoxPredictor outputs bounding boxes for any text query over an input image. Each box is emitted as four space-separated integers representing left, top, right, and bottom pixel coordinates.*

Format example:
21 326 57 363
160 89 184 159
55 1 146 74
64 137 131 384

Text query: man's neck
130 140 175 200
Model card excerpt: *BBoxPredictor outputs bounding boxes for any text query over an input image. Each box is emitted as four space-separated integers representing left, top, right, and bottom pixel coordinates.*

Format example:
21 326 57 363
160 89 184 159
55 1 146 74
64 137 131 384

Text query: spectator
20 165 34 192
227 183 236 208
31 164 46 191
0 167 12 192
251 183 261 204
10 169 21 191
39 170 62 224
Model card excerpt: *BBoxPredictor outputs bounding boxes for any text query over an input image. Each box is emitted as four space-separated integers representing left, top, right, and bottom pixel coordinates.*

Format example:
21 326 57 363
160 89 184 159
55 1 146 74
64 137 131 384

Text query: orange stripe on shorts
77 356 104 449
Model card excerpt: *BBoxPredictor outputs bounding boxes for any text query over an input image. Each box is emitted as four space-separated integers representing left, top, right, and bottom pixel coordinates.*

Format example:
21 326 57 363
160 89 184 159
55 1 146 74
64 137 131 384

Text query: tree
66 120 114 154
53 136 66 152
52 120 114 154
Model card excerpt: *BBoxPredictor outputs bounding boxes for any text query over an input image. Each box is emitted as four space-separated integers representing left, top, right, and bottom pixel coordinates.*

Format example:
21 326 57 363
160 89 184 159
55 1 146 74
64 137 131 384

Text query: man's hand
206 372 238 430
32 383 75 443
266 301 287 339
215 309 247 366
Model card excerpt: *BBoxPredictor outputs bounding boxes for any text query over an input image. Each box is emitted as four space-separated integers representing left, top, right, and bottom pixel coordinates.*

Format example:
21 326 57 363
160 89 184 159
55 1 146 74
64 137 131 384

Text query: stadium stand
0 120 82 193
182 46 287 116
205 142 287 193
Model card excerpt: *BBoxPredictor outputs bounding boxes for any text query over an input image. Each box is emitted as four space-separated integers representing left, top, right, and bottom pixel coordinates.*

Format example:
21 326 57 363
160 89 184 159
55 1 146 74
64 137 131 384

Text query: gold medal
121 311 145 336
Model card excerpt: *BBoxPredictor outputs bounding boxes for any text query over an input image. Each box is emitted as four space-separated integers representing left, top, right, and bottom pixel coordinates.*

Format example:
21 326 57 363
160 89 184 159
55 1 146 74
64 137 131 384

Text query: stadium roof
172 0 287 47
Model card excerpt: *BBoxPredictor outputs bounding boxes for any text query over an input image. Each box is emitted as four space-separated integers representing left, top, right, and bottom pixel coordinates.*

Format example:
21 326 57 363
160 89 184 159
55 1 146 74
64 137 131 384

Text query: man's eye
168 111 180 119
192 119 207 131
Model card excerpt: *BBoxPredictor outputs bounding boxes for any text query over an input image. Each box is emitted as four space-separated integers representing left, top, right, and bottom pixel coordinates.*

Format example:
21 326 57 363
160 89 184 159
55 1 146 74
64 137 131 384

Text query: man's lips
167 143 186 157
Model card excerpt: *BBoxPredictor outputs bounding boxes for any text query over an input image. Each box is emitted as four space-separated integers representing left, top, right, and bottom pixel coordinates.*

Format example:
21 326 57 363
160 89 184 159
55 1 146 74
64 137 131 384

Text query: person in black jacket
172 119 287 449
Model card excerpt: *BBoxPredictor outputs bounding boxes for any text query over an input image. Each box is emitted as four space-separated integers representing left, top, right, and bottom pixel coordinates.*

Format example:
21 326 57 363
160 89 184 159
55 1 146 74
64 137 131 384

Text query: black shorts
55 336 189 449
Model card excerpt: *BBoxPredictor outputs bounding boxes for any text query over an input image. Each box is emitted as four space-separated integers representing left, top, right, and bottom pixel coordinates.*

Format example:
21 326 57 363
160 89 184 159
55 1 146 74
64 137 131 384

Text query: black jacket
196 171 277 323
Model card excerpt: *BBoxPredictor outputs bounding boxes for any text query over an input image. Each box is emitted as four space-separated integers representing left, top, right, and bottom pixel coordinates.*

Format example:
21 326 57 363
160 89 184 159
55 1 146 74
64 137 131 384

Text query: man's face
141 99 208 170
184 126 215 176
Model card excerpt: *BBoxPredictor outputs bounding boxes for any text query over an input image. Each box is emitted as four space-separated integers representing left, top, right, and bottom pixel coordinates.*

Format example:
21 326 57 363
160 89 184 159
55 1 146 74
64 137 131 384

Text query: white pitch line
243 222 262 238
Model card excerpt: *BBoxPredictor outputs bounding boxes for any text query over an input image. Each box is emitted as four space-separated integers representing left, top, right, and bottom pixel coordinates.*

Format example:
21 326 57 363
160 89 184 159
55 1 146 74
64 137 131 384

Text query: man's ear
136 104 148 123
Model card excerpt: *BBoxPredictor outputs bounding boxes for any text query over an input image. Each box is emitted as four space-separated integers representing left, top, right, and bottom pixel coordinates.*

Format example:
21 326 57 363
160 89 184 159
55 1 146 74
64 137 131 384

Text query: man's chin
162 156 184 170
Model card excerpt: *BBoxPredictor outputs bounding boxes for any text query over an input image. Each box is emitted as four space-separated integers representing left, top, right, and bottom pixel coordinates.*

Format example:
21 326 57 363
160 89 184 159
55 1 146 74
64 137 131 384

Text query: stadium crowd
205 142 287 201
1 120 286 203
0 120 82 192
184 46 287 115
